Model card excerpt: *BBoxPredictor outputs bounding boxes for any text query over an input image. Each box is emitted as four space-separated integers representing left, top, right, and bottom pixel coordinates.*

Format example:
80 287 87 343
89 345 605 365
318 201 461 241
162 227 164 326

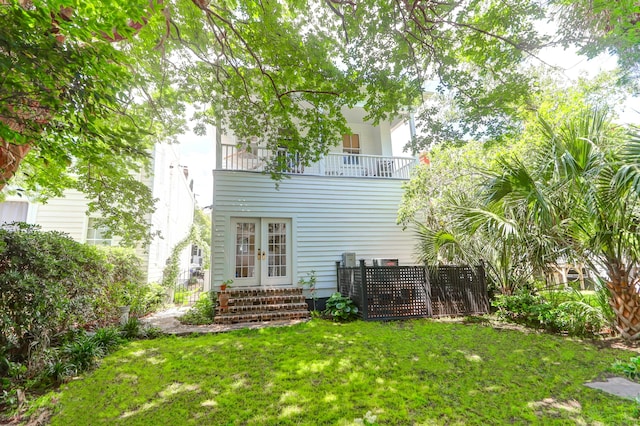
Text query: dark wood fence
336 260 489 320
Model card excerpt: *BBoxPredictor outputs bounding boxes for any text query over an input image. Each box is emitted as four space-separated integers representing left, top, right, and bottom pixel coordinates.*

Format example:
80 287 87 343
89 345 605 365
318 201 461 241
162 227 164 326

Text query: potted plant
220 279 233 291
115 282 136 325
218 279 233 313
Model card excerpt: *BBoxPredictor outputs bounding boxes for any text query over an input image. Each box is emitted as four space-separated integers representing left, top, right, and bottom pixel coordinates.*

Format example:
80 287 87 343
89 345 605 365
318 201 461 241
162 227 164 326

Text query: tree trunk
607 278 640 340
0 142 32 190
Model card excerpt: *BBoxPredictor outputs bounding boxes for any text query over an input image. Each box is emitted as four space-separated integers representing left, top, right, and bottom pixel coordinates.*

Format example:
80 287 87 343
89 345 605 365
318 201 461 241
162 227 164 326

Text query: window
0 201 28 224
86 218 112 246
342 134 360 164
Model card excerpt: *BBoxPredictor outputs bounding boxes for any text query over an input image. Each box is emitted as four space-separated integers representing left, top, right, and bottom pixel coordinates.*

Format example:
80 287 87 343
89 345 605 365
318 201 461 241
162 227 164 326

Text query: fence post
477 262 489 313
335 261 341 294
360 259 368 320
423 266 433 317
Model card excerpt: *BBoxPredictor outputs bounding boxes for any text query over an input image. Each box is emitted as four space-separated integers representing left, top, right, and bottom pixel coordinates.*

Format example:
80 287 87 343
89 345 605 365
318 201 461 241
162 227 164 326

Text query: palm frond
413 223 470 265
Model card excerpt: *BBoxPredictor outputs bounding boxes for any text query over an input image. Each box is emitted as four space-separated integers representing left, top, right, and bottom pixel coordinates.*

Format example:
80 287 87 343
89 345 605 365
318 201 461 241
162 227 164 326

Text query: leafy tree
483 109 640 339
552 0 640 86
402 75 634 295
416 109 640 339
0 0 176 244
4 0 633 245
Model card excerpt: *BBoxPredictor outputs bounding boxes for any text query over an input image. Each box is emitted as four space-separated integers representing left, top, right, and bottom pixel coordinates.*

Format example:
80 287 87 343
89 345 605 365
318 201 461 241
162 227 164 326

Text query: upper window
342 134 360 155
86 218 112 246
342 134 360 164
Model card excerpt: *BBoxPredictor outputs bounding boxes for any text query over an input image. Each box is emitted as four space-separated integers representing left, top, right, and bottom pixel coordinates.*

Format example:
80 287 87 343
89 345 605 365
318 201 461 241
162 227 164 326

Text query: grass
44 319 637 425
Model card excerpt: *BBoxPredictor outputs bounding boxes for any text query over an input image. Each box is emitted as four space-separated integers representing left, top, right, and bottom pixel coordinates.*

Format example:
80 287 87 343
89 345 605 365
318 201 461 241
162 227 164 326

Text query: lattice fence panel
429 265 489 317
364 266 430 320
337 267 363 314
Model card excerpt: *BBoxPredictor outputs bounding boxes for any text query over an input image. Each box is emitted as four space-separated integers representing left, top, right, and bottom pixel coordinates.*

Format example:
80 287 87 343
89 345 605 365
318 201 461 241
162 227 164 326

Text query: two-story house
210 106 419 299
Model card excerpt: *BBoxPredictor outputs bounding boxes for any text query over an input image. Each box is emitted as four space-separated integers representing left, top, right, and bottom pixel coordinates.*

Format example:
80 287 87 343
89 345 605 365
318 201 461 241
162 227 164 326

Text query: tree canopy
1 0 638 243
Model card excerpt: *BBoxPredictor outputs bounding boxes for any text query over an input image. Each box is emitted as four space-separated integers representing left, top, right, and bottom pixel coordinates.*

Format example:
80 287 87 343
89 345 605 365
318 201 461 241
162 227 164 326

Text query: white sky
177 45 640 208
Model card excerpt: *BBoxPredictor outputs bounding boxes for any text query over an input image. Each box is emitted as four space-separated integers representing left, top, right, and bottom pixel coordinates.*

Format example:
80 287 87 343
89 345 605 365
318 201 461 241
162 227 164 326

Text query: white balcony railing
221 144 416 179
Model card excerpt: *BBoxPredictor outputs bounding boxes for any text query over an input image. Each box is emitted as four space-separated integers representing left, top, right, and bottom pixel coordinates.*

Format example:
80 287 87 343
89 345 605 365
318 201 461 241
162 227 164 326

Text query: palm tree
413 108 640 338
484 109 640 339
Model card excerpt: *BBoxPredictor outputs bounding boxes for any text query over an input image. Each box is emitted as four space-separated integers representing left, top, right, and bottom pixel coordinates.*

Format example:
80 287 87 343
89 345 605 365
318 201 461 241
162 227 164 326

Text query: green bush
91 327 125 353
324 292 359 322
0 224 110 366
173 289 192 305
0 225 152 384
120 317 143 340
130 283 166 317
99 247 147 319
179 291 217 325
492 290 607 337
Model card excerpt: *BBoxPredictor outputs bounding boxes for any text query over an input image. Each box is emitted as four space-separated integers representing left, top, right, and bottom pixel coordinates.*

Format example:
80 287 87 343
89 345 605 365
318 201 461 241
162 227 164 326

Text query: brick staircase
214 287 310 325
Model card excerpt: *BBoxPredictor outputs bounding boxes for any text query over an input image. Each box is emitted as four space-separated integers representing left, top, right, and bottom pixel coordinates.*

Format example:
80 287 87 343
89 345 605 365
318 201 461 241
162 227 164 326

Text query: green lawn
46 319 637 425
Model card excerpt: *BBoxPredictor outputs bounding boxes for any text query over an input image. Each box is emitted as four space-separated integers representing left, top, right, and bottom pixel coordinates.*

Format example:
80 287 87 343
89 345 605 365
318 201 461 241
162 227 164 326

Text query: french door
231 218 292 287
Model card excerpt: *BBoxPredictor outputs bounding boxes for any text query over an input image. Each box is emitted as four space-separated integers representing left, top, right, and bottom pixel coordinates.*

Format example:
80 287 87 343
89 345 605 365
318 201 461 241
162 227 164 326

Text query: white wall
142 144 196 283
211 171 418 298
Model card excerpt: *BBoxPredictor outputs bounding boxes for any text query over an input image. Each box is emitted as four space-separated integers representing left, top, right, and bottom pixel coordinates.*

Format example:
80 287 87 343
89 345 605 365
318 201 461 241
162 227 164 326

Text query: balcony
220 144 416 179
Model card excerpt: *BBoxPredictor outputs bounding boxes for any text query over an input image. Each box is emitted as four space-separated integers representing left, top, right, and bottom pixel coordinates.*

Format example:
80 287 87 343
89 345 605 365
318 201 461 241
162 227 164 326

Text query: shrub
99 247 147 320
130 283 166 317
0 224 110 365
120 317 143 340
119 317 161 339
492 290 608 337
324 292 359 322
173 289 192 305
44 357 75 384
179 292 217 325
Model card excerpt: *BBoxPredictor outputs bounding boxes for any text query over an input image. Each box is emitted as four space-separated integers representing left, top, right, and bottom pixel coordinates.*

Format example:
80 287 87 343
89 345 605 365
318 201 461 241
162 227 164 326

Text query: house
0 143 196 283
210 106 420 300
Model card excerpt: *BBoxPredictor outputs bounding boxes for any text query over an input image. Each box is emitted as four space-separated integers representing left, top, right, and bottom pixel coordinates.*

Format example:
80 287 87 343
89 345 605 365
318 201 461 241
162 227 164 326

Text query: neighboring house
0 143 196 283
211 107 419 298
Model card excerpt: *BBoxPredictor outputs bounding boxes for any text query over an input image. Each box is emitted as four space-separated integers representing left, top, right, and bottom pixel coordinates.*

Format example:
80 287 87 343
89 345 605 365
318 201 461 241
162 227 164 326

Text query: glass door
231 218 291 287
262 219 291 286
231 218 259 287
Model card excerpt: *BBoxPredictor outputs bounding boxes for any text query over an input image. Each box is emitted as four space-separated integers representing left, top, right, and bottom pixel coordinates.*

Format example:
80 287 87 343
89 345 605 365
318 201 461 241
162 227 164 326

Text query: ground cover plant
492 286 615 338
44 319 637 425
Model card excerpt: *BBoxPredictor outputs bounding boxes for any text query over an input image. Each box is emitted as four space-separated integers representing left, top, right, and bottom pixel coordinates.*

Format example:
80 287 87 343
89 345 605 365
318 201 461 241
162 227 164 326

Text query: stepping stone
585 377 640 400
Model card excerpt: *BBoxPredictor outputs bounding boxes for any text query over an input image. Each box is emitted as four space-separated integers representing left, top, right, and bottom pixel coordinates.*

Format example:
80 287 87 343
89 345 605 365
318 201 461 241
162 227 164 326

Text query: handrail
220 144 416 179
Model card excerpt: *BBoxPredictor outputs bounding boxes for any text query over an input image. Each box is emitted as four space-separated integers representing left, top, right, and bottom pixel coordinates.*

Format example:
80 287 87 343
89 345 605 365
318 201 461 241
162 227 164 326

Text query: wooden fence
336 260 489 320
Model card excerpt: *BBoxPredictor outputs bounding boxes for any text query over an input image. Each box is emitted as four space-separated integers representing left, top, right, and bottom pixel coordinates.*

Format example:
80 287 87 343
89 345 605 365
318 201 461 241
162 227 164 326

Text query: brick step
224 295 306 306
221 287 304 297
217 302 309 315
214 310 310 325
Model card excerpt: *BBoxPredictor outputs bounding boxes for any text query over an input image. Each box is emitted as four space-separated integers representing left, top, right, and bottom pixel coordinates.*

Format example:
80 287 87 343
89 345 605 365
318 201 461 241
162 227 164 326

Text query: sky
177 122 215 208
177 47 640 209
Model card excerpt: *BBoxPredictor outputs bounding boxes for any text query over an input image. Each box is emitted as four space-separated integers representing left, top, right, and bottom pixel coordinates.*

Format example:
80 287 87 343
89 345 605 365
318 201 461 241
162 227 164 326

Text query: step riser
226 296 306 305
214 311 310 325
219 303 309 314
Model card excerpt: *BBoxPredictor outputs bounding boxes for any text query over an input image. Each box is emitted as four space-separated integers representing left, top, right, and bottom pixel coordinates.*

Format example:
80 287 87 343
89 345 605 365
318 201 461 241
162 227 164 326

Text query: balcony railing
221 144 416 179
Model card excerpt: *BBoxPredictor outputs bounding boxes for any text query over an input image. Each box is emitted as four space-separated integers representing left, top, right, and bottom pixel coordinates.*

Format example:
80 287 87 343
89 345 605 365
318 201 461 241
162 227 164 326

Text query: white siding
32 190 91 241
212 171 418 298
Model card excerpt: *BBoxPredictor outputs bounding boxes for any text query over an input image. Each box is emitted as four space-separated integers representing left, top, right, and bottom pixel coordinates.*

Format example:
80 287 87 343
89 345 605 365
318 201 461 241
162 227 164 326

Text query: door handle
257 249 266 260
